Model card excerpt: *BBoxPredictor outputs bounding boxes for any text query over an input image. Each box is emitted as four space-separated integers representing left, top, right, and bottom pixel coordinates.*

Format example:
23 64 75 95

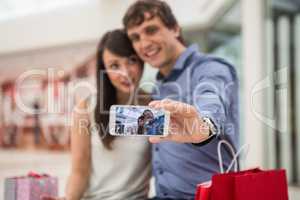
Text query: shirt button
163 193 168 196
155 147 159 151
159 170 164 175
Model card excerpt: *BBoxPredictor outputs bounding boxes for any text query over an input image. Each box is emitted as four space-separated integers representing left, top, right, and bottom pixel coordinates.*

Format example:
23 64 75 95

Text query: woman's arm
65 100 91 200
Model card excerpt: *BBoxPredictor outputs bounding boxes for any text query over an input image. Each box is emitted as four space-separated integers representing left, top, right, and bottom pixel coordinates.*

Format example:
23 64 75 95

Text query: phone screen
109 105 169 136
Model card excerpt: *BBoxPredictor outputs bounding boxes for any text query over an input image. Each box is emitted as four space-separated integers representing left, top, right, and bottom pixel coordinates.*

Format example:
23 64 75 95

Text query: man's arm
192 61 237 139
148 61 237 144
192 61 238 146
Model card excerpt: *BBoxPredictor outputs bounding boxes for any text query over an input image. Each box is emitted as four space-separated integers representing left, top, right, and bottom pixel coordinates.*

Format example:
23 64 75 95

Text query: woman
137 115 145 135
47 29 151 200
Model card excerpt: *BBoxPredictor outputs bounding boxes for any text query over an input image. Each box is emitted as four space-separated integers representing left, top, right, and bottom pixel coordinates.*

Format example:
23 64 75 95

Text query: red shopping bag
195 168 288 200
211 168 288 200
194 181 211 200
194 140 289 200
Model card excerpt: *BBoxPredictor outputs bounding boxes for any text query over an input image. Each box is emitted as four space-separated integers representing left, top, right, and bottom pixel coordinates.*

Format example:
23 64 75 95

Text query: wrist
202 117 217 137
191 117 217 146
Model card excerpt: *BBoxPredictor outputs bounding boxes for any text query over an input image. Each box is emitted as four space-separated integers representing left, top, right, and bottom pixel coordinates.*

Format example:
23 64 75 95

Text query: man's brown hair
123 0 185 44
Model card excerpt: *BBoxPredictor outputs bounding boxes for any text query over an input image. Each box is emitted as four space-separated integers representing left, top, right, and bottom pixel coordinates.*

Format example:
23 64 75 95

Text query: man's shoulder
189 52 237 79
190 51 232 68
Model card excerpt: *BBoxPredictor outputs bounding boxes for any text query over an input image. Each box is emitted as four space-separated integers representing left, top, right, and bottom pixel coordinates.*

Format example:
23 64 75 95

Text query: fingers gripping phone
109 105 170 136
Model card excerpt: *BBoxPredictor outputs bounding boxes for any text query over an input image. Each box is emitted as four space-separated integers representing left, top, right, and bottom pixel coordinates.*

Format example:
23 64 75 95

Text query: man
123 1 239 200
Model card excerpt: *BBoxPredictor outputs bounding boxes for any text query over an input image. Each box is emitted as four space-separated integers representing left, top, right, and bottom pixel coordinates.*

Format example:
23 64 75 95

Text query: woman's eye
109 64 119 70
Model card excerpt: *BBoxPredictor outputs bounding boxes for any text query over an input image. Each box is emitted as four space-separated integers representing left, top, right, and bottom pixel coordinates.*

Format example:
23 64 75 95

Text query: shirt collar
156 44 199 81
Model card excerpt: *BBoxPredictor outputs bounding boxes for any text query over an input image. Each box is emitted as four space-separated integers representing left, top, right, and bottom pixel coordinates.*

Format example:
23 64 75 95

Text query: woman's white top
82 97 151 200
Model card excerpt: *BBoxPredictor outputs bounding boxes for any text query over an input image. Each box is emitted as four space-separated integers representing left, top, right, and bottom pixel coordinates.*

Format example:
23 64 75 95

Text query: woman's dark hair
138 115 145 124
123 0 185 45
137 115 145 135
94 29 143 150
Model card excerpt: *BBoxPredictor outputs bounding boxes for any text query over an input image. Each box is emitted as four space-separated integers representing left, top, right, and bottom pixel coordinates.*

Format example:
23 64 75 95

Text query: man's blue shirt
151 44 239 199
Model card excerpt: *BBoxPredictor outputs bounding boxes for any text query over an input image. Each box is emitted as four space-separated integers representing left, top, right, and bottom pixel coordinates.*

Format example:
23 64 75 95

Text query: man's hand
148 99 210 143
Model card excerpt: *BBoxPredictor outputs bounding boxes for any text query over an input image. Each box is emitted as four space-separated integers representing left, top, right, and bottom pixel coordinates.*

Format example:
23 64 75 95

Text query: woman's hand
148 99 210 143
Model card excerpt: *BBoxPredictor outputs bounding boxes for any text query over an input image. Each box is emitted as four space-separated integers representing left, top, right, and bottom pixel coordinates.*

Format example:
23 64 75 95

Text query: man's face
127 14 181 69
143 110 154 122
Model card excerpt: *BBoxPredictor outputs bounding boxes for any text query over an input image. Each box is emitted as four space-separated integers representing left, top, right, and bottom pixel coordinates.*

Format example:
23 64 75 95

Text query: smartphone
109 105 170 136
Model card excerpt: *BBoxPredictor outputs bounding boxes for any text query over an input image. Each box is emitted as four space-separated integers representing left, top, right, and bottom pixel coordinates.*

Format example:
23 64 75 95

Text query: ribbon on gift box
27 171 49 178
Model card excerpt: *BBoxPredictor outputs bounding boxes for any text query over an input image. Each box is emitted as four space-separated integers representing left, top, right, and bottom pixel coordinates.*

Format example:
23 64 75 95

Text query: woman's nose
119 65 131 78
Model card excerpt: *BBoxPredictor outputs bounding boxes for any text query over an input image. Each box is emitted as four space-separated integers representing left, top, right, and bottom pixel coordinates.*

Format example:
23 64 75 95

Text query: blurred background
0 0 299 199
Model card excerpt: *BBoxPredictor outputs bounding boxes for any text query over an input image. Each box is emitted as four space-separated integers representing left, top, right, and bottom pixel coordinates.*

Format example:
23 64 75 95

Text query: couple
49 0 239 200
137 110 154 135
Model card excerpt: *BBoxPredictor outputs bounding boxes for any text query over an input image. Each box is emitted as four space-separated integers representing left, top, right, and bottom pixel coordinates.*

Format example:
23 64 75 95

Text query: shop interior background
0 0 299 199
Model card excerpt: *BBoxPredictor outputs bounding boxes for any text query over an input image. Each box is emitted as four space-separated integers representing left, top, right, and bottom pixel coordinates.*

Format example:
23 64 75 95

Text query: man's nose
139 36 152 50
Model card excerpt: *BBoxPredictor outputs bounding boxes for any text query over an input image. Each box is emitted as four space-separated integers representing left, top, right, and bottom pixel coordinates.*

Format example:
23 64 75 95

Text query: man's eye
146 26 158 35
130 35 139 43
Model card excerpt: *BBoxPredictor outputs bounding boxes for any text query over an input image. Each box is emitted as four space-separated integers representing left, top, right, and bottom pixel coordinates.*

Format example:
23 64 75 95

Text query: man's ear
172 25 181 38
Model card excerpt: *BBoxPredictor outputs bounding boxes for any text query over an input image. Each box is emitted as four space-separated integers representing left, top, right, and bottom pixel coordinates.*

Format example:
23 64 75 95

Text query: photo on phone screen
109 105 169 136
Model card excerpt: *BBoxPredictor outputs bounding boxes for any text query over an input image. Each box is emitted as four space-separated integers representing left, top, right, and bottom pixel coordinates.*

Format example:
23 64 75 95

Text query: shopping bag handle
217 140 249 173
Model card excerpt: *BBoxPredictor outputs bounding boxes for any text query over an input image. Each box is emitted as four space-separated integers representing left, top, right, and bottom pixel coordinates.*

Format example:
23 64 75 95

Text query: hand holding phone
148 99 211 143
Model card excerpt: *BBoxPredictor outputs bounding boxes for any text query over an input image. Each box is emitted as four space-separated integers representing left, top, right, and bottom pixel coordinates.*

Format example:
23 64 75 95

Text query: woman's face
103 48 143 93
138 117 145 126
